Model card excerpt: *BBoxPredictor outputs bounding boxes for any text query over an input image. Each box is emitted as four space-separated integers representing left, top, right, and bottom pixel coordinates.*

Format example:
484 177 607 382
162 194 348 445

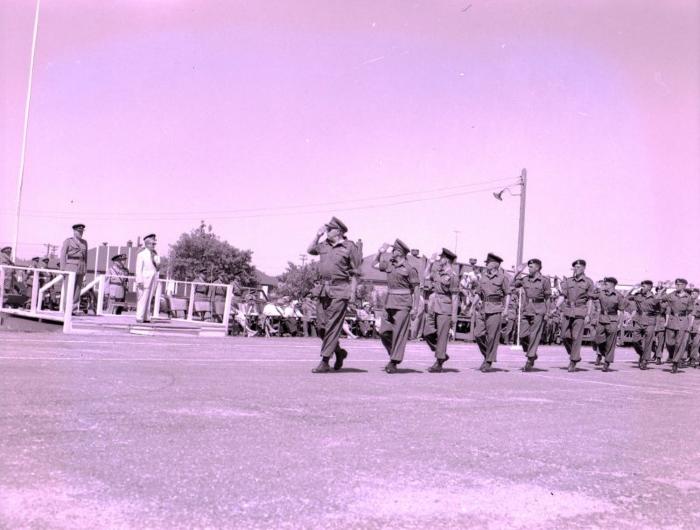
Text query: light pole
493 168 528 349
453 230 461 255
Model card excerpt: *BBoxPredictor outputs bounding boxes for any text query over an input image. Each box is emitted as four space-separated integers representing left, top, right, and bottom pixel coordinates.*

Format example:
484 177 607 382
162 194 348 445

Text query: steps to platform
71 315 227 337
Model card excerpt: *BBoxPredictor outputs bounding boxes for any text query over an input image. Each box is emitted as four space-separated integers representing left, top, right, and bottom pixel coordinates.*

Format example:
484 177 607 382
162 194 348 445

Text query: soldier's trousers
380 308 411 363
423 312 451 360
560 315 585 362
72 273 84 311
631 323 655 362
666 328 691 363
475 312 502 363
136 276 157 322
520 314 545 359
410 303 425 340
689 332 700 361
316 297 348 360
652 330 665 358
501 318 516 344
594 322 618 363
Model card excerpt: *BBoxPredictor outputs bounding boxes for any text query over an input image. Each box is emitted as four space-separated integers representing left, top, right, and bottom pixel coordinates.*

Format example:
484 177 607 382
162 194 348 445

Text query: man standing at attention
473 253 510 373
511 258 551 372
135 234 161 323
59 223 88 315
307 217 362 373
556 259 595 372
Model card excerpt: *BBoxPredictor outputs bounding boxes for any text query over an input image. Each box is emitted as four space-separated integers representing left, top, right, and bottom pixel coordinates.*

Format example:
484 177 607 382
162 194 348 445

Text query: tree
276 261 319 301
168 221 258 285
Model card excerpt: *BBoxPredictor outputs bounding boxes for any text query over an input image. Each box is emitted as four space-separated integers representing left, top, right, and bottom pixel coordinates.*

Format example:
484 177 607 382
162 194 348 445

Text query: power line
12 176 519 219
12 182 515 222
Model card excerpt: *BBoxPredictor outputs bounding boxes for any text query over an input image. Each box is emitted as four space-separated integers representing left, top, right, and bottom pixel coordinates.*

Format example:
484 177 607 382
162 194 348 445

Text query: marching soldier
591 277 627 371
473 253 510 372
512 258 551 371
106 254 130 314
556 259 595 372
307 217 362 373
626 280 663 368
687 288 700 368
373 239 420 373
59 223 88 315
423 248 459 372
663 278 694 373
135 233 161 323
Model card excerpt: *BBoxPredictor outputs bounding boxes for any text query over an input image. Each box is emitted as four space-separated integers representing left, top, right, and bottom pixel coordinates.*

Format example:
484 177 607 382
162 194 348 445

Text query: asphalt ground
1 332 699 529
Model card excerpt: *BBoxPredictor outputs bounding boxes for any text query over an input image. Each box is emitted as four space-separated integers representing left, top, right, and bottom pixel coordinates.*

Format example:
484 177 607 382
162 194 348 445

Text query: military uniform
24 258 42 297
474 253 510 370
211 275 229 322
377 239 419 371
511 259 552 368
591 279 627 369
423 248 459 371
308 217 362 371
662 282 694 371
0 246 17 298
687 294 700 366
559 260 595 368
627 285 663 366
59 224 88 313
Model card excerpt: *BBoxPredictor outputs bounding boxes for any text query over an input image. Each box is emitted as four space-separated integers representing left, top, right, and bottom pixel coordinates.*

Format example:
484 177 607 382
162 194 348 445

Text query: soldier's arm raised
307 226 325 255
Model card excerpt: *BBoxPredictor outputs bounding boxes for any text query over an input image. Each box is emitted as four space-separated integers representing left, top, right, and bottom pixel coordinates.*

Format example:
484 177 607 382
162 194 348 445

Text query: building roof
256 270 279 287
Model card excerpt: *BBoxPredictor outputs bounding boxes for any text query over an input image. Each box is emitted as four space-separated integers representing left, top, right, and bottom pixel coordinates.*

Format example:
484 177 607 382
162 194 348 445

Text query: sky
1 0 698 282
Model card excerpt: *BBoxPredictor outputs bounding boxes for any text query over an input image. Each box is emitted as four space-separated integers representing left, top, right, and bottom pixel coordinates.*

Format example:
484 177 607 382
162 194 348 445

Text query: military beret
111 254 126 261
72 223 85 230
143 233 156 241
641 280 654 286
393 238 410 255
31 256 40 261
441 247 457 261
527 258 542 267
325 216 348 233
603 277 618 285
1 246 11 253
42 257 50 263
486 252 503 264
571 259 587 267
675 278 688 285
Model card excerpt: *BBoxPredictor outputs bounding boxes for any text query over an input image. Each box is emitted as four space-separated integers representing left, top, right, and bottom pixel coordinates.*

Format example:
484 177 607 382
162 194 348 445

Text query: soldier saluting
626 280 663 369
307 217 362 373
59 223 88 315
511 258 551 372
591 277 627 372
373 239 420 373
662 278 694 373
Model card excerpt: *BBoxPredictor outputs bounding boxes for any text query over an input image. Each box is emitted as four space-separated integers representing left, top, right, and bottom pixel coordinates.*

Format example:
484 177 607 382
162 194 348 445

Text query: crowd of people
1 218 699 375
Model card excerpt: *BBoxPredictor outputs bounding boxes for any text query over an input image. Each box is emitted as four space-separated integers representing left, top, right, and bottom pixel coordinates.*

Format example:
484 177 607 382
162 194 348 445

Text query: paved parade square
1 332 699 529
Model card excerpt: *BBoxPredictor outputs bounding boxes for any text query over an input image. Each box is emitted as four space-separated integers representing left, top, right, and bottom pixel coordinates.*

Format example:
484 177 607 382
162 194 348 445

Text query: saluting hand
316 226 326 237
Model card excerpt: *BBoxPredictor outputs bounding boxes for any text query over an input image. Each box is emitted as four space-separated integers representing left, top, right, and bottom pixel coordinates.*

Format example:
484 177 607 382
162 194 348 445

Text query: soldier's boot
567 361 577 373
690 359 698 368
671 362 679 374
333 348 348 371
522 358 534 372
427 360 443 373
481 361 493 373
595 355 602 366
640 360 648 370
312 359 331 373
384 361 398 374
655 356 662 365
602 361 610 372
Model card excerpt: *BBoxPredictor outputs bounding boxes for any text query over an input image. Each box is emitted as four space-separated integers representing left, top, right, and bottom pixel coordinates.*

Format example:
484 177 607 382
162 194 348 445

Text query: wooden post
187 283 195 321
63 272 75 332
222 284 233 333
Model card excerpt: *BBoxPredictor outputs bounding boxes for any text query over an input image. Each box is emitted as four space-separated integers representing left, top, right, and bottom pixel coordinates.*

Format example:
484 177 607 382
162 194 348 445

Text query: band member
663 278 694 373
473 253 510 372
556 259 595 372
423 248 459 372
107 254 130 314
591 277 627 371
307 217 362 373
512 258 551 371
135 233 161 323
373 239 420 373
59 223 88 315
627 280 663 368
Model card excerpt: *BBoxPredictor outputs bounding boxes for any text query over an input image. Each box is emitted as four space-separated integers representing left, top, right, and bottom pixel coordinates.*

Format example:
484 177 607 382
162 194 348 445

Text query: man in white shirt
135 233 161 323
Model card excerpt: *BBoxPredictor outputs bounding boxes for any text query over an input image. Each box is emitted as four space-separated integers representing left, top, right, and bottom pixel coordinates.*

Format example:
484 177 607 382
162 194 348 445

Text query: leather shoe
481 362 493 373
655 357 662 365
567 361 577 373
602 361 610 372
333 349 347 371
312 361 331 373
671 362 679 374
595 355 602 366
427 361 443 373
385 362 397 374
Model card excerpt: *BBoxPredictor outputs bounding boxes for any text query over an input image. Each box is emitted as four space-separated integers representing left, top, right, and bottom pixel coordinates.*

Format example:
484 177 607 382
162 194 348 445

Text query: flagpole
13 0 41 261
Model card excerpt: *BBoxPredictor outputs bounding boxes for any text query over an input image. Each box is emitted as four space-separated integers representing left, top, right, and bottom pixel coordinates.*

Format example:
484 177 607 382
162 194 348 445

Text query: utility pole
516 168 527 268
453 230 461 255
44 243 57 259
299 254 307 267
